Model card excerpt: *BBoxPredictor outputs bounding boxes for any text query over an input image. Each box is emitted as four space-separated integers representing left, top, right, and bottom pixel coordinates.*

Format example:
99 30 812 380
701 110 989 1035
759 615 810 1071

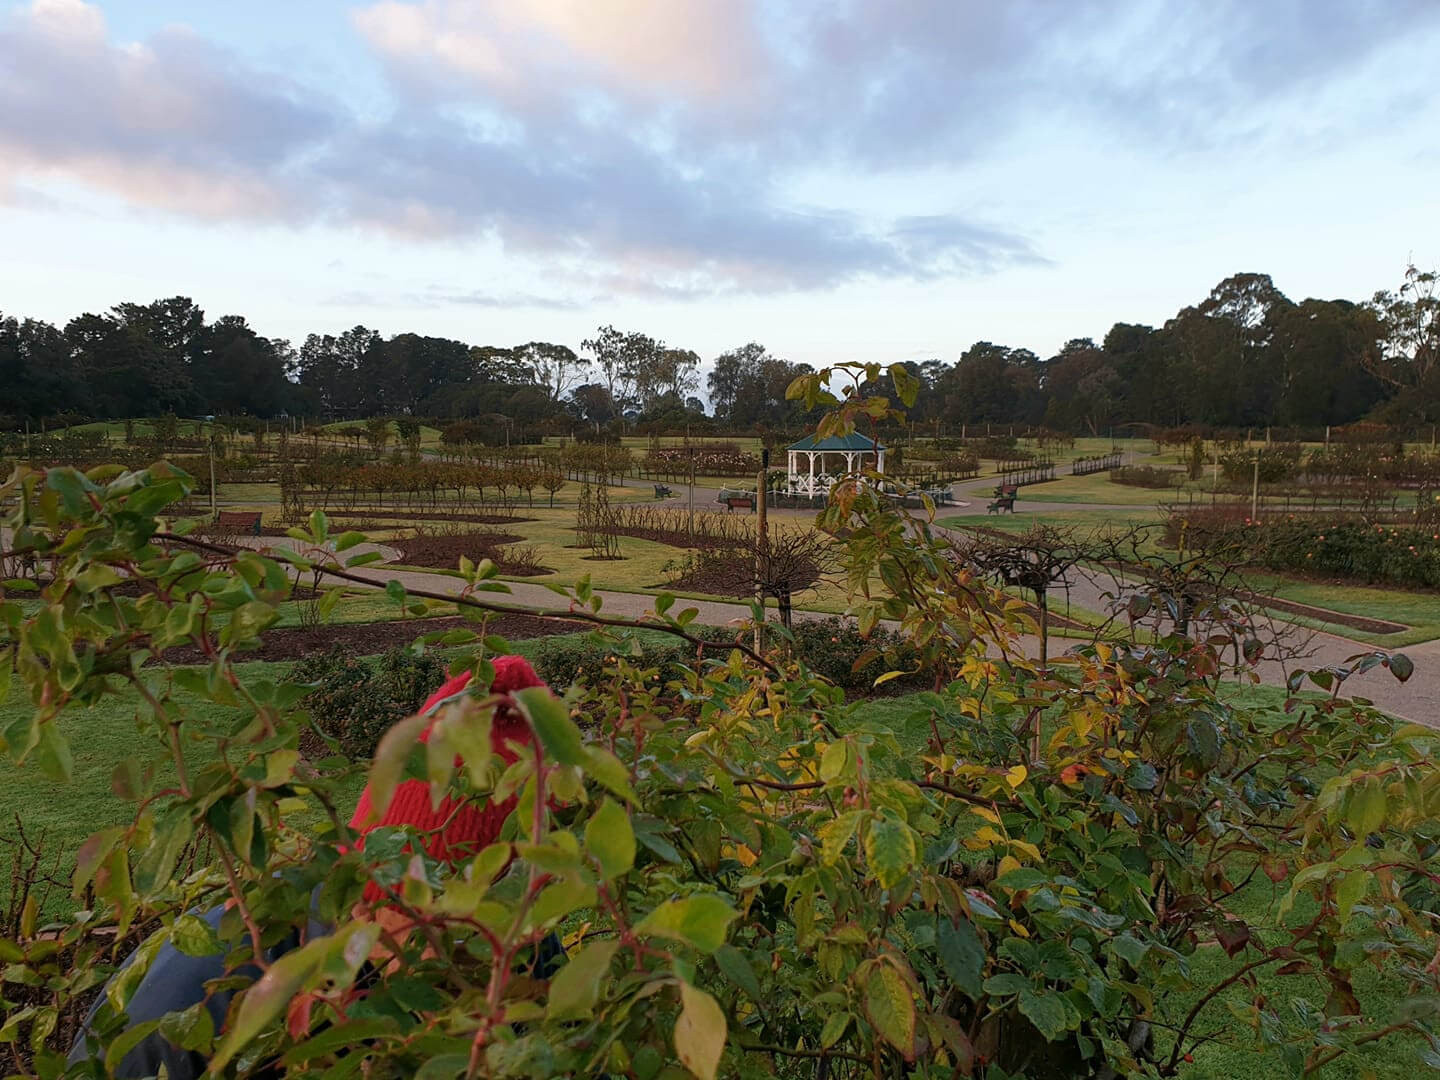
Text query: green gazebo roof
785 432 885 452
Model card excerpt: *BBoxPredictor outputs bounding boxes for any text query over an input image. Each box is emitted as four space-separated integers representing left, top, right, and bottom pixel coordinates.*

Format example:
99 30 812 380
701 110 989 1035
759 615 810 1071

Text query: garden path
329 557 1440 729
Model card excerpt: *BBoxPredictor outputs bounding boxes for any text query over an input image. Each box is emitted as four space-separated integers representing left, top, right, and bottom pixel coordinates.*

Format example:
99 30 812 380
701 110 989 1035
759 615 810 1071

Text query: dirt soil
325 510 537 526
669 554 820 599
389 532 550 576
160 612 589 664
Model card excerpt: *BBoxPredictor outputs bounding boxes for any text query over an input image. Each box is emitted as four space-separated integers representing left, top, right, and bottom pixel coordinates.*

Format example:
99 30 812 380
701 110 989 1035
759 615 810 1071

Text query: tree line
2 264 1435 432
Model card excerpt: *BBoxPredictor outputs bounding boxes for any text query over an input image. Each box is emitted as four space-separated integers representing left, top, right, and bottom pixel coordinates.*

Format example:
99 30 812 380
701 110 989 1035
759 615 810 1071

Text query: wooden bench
653 483 673 499
992 484 1019 500
987 495 1016 514
215 510 262 535
724 496 754 512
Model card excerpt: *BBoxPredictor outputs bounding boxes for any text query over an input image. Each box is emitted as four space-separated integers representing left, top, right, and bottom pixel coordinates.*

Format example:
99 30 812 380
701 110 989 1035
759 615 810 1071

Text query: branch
736 1040 870 1066
156 532 779 674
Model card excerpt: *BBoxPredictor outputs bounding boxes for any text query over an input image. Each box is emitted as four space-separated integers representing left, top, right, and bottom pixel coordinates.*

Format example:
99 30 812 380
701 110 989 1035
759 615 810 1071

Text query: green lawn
1243 573 1440 646
1015 472 1198 506
939 508 1163 535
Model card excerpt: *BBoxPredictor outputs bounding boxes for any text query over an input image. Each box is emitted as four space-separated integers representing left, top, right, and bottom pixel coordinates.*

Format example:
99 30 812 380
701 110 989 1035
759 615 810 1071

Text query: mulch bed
160 613 589 664
389 532 551 576
608 525 728 551
669 554 820 599
325 510 537 526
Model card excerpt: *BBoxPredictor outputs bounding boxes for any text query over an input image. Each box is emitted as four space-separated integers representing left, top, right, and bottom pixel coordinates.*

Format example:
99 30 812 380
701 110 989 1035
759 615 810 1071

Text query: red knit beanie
347 655 546 903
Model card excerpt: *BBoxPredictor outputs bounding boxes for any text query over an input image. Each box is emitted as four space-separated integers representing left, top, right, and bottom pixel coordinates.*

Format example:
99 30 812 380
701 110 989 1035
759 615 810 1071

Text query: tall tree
514 341 586 402
1366 263 1440 421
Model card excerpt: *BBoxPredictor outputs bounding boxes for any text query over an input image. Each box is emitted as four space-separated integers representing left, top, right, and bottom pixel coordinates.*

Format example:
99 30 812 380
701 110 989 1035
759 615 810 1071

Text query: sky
1 0 1438 369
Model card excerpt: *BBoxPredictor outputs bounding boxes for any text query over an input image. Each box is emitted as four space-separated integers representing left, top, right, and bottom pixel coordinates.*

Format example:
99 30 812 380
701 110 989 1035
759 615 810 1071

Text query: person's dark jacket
67 901 326 1080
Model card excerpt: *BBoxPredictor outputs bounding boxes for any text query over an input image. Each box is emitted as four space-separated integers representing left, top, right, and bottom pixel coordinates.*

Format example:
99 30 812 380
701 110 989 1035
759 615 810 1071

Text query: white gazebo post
808 450 817 494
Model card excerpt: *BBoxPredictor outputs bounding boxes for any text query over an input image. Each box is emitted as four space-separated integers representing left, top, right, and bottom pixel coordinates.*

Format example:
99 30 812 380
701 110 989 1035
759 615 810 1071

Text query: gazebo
785 431 886 497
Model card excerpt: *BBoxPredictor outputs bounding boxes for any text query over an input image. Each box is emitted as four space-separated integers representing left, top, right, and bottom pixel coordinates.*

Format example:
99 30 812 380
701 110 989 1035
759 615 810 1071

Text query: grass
316 419 446 448
1014 471 1200 506
0 630 610 917
1239 573 1440 647
939 508 1163 535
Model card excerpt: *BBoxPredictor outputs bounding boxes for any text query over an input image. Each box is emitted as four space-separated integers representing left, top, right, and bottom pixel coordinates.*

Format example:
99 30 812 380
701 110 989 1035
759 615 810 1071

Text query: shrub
1219 442 1302 484
786 616 926 693
1111 464 1183 488
294 645 446 758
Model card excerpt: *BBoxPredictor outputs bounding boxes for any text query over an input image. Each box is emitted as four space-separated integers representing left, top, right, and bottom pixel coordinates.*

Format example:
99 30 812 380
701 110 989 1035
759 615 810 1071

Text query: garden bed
667 552 820 598
324 509 537 525
160 612 588 664
389 531 550 575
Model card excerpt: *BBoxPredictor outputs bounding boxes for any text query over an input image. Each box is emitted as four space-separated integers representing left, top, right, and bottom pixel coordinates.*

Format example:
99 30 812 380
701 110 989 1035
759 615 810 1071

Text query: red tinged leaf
286 992 315 1041
1215 921 1251 957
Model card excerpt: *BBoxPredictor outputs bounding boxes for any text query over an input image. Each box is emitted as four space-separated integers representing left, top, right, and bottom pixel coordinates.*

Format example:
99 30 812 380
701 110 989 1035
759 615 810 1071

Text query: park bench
992 484 1019 500
653 483 673 499
987 494 1016 514
723 496 755 512
215 510 262 536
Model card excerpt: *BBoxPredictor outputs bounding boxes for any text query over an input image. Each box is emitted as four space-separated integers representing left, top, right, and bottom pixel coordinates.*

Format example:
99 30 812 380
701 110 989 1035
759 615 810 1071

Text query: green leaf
819 810 865 866
819 740 849 782
414 1054 471 1080
1018 987 1072 1041
512 686 584 766
171 913 223 957
820 1011 853 1049
713 944 762 1003
547 940 618 1021
864 814 915 890
363 713 430 822
34 722 72 783
994 867 1048 892
674 981 727 1080
585 799 635 880
208 923 378 1073
1389 653 1414 682
936 918 985 1001
862 962 916 1060
636 894 738 954
582 745 637 803
158 1000 214 1053
982 973 1031 996
1347 777 1388 836
104 1020 162 1076
225 601 277 644
1336 869 1370 924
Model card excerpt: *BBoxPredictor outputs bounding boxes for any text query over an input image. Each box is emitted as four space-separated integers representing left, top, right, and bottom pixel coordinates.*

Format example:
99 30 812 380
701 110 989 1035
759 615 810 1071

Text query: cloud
4 0 1439 300
326 285 586 311
0 0 335 219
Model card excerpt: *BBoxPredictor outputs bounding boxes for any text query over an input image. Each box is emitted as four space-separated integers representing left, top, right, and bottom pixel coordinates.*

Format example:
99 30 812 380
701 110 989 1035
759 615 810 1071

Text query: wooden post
1251 453 1260 521
687 451 695 541
209 431 218 519
754 450 769 654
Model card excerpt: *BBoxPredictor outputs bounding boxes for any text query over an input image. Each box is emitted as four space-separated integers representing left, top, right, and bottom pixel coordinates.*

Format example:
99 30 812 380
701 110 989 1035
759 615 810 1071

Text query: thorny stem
218 850 268 972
